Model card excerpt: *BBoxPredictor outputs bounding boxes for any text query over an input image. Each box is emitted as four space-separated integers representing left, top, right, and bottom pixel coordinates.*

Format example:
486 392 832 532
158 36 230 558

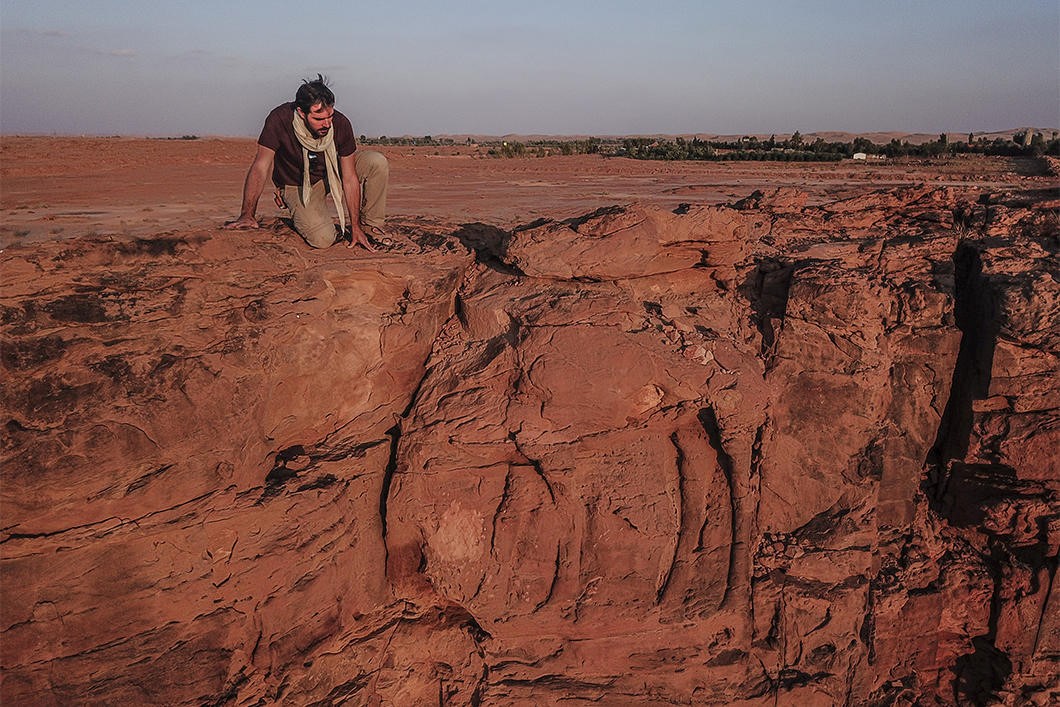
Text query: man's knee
300 222 338 248
356 150 389 179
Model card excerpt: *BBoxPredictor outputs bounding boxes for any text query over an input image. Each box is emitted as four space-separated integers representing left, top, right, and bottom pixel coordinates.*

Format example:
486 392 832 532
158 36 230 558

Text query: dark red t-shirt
257 102 358 188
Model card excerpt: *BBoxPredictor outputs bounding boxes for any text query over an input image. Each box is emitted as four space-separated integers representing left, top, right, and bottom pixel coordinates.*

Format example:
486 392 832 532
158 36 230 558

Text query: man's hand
228 145 275 231
223 215 260 230
346 225 376 251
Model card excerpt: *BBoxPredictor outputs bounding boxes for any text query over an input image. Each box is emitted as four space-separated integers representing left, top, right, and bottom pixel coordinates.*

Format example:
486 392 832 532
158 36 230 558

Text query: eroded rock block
2 189 1056 705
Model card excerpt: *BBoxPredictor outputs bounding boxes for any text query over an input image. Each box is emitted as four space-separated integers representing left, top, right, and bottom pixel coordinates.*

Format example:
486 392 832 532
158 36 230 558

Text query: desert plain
1 136 1049 242
1 137 1058 705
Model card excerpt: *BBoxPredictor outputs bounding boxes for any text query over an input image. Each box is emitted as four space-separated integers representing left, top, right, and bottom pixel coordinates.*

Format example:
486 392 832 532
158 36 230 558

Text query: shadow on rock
451 223 524 275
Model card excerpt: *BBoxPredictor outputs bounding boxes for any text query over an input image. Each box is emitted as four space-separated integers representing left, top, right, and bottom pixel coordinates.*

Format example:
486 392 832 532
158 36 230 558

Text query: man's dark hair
295 74 335 112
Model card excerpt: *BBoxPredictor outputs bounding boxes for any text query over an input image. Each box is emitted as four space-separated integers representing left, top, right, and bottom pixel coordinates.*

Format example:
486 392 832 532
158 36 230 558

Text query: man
225 75 388 250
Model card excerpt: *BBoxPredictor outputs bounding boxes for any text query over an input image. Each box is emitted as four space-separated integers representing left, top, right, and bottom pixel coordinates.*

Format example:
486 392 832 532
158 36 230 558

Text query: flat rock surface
1 140 1058 705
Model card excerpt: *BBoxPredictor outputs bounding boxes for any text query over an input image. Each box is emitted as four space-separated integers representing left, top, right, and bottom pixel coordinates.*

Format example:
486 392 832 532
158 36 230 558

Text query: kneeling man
225 74 387 251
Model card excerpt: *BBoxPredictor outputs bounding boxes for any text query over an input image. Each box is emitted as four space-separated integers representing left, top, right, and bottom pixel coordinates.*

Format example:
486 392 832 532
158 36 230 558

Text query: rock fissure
656 432 686 605
697 407 738 607
927 242 1000 484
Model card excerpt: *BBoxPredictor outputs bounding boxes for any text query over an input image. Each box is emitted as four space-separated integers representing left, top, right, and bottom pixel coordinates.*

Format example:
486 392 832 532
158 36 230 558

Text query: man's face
298 102 334 138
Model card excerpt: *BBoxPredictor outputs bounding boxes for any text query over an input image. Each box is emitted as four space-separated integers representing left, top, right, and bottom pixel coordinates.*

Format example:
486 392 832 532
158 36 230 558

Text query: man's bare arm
224 145 276 229
339 152 374 250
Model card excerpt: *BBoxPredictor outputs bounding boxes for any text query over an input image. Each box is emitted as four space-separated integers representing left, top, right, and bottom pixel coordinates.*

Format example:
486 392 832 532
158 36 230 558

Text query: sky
1 0 1057 137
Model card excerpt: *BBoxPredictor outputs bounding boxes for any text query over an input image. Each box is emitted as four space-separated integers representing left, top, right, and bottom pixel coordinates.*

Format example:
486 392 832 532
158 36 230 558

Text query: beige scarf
292 109 345 233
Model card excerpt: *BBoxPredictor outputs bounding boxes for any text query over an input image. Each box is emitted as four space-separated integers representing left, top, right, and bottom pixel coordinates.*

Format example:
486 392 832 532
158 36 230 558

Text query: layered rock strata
2 188 1057 705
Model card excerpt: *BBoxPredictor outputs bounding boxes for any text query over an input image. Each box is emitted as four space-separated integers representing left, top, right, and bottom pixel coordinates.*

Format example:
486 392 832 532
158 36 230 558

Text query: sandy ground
0 136 1051 247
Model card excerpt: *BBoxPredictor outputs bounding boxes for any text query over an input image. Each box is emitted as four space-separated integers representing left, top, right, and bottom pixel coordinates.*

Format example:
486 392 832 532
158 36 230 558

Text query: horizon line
3 126 1057 141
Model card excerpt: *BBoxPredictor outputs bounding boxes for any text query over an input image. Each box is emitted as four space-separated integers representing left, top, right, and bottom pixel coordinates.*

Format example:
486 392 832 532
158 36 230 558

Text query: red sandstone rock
1 186 1057 705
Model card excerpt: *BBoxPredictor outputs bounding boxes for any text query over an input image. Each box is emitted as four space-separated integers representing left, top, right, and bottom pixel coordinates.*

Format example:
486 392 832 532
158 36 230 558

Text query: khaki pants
283 150 389 248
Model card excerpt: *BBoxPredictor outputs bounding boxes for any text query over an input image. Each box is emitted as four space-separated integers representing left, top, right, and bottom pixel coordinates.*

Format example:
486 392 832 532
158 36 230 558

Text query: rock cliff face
2 188 1057 705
